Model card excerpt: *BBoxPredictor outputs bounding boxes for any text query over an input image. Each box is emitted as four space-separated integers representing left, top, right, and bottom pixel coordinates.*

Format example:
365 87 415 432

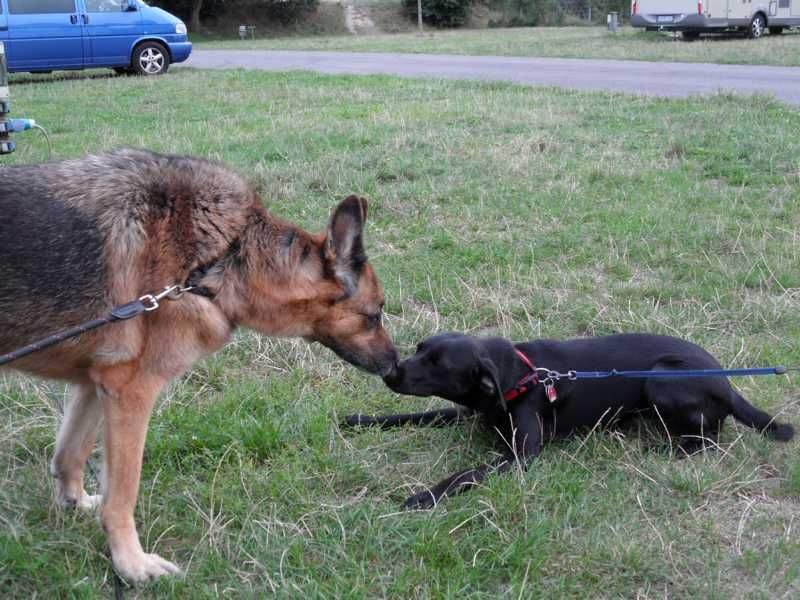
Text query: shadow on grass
8 69 122 86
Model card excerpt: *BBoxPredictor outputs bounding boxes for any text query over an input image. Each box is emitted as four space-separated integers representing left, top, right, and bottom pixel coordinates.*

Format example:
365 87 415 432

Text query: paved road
184 50 800 106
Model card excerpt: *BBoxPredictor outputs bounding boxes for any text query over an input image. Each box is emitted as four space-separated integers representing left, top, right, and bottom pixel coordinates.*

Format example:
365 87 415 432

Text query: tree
190 0 203 31
149 0 207 31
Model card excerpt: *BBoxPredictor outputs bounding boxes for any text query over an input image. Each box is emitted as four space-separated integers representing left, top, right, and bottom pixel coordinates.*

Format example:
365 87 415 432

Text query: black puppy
345 332 794 509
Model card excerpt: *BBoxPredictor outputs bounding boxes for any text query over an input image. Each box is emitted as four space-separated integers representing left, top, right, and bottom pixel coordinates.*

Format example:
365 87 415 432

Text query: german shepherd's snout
0 148 395 583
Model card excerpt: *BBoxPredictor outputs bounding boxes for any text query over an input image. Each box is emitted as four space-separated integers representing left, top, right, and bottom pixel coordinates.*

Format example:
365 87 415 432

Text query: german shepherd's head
218 195 397 377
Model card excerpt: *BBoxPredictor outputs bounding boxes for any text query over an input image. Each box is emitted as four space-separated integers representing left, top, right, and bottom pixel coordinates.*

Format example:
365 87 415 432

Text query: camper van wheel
748 14 766 39
682 31 700 41
769 26 784 35
132 42 170 76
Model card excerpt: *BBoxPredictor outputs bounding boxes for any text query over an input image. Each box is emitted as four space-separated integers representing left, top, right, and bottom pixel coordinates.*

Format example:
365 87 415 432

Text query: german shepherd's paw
402 489 438 511
77 493 102 511
114 551 182 583
57 490 102 512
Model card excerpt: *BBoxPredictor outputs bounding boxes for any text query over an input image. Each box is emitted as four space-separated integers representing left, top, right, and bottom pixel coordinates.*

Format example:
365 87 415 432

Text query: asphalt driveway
184 50 800 106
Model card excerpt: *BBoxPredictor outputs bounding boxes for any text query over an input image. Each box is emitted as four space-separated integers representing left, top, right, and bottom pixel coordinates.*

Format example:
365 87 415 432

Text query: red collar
503 349 539 402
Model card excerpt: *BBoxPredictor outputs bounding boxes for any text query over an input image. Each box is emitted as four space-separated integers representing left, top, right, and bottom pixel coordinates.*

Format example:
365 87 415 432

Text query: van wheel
132 42 170 75
769 26 783 35
748 14 766 39
682 31 700 41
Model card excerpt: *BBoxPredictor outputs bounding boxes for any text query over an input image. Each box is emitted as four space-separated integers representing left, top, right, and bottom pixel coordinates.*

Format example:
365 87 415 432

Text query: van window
8 0 76 14
85 0 127 11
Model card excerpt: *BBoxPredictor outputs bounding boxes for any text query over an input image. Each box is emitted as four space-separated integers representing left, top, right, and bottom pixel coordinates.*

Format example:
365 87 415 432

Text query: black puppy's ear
475 356 507 413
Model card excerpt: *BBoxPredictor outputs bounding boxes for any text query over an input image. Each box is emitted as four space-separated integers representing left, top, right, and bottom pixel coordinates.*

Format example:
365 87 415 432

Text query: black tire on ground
748 13 766 39
682 31 700 40
131 41 170 76
769 26 784 35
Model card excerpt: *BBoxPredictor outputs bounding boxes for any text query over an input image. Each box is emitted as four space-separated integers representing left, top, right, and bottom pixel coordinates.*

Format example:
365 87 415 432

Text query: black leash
0 284 198 366
113 569 126 600
0 243 231 368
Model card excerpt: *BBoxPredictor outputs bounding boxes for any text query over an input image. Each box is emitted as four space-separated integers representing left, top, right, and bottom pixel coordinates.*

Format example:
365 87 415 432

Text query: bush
261 0 318 24
150 0 318 27
404 0 472 27
487 0 630 27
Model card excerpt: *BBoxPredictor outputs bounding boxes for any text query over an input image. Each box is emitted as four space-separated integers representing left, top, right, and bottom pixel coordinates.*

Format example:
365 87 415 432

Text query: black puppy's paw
342 414 375 427
402 489 438 511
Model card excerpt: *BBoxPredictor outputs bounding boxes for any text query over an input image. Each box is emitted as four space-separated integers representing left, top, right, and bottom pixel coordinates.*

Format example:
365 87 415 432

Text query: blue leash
518 360 796 404
544 366 793 381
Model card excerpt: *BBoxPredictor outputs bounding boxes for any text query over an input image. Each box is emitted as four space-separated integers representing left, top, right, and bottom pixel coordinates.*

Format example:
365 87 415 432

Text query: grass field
195 25 800 66
1 68 800 597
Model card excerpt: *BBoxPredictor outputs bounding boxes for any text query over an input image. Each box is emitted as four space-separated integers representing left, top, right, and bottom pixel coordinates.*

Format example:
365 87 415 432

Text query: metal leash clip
536 368 578 382
139 284 194 311
534 368 579 403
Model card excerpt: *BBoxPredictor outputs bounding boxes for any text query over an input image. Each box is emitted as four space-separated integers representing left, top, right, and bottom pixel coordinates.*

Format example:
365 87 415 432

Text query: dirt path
319 0 378 35
344 3 378 35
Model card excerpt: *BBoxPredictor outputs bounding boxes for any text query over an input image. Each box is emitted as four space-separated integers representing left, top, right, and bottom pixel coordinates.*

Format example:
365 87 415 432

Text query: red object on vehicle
698 0 703 15
632 0 638 16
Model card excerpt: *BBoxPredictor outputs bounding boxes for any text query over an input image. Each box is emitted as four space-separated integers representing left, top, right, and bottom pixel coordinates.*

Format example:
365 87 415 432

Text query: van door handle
82 14 90 24
70 14 78 24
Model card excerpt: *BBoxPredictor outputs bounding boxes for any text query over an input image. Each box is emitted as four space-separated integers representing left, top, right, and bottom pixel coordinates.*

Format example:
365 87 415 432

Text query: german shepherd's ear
325 195 369 294
475 356 507 413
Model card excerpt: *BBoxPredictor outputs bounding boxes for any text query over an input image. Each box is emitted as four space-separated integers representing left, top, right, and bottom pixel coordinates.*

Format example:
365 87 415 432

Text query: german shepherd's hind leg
96 368 181 583
51 383 104 511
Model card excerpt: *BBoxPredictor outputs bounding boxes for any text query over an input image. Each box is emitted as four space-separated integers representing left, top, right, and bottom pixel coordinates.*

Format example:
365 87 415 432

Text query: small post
0 42 13 156
607 11 619 32
417 0 423 35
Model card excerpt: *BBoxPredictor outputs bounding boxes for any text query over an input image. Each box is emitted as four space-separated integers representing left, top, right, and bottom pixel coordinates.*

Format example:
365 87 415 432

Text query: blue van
0 0 190 75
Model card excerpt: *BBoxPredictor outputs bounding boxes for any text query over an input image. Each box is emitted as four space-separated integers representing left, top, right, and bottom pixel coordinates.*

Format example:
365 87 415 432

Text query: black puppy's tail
730 392 794 441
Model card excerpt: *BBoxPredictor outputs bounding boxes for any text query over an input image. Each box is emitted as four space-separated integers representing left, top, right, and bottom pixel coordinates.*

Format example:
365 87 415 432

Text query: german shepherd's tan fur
0 148 397 582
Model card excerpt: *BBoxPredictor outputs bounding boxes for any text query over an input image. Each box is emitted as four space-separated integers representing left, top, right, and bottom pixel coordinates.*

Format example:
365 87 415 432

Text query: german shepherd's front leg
95 367 181 582
403 400 542 510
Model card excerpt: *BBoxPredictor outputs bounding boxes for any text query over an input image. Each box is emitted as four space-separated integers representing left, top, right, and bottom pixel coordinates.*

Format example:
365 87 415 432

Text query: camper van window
8 0 77 15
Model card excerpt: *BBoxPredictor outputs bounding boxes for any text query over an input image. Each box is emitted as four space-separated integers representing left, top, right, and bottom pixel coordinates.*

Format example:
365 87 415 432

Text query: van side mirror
125 0 138 11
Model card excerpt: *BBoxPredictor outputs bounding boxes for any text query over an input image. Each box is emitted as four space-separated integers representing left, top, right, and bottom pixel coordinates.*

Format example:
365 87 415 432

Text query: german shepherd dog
0 149 397 582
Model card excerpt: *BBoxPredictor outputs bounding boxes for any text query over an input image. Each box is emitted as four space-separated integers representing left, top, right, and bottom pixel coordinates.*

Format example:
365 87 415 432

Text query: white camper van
630 0 800 38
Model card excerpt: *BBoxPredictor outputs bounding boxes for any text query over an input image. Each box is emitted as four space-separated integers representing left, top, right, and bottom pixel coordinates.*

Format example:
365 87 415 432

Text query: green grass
1 68 799 597
195 25 800 66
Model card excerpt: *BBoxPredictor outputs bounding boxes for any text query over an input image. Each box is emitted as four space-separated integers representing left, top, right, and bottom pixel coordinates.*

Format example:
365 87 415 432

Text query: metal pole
417 0 423 35
0 42 13 156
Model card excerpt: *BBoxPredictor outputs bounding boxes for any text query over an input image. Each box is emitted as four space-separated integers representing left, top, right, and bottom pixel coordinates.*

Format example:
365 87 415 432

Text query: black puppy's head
383 332 514 413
